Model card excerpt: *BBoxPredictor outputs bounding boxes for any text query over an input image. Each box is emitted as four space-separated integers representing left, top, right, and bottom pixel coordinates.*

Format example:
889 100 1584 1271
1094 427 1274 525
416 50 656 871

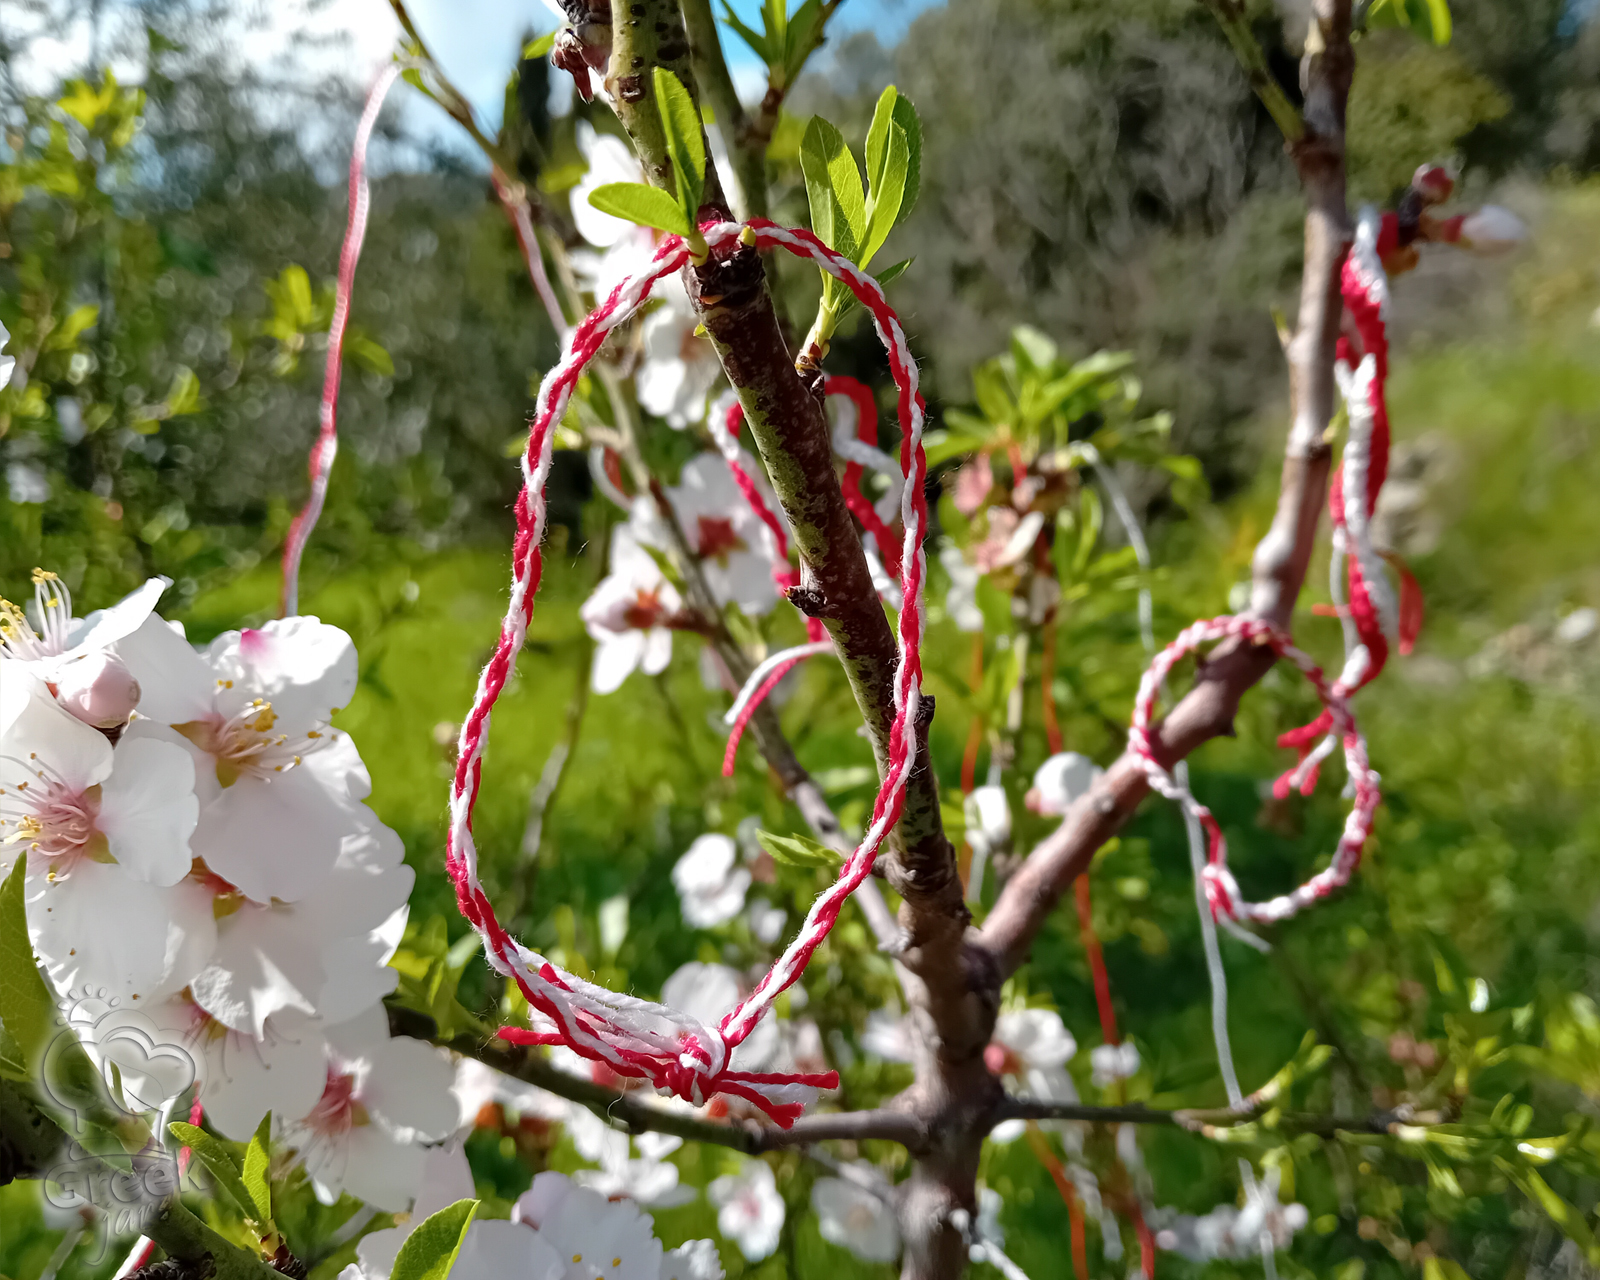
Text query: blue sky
403 0 938 137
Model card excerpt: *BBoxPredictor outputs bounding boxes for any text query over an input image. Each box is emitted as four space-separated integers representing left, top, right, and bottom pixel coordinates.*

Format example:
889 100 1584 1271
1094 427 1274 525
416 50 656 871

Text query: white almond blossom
451 1055 569 1133
1090 1041 1142 1088
637 282 722 429
1 570 166 721
581 524 683 695
187 817 411 1036
0 570 167 672
985 1008 1079 1144
514 1171 671 1280
76 993 332 1141
278 1005 459 1211
349 1155 725 1280
1154 1169 1309 1261
707 1157 785 1262
812 1169 900 1263
0 319 13 388
571 122 645 251
116 613 368 904
939 543 984 632
1028 751 1105 816
671 835 750 929
666 455 780 614
2 669 209 1003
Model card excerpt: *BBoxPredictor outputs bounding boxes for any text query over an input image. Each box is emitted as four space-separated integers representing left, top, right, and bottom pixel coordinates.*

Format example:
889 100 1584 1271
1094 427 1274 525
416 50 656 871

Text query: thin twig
1200 0 1306 143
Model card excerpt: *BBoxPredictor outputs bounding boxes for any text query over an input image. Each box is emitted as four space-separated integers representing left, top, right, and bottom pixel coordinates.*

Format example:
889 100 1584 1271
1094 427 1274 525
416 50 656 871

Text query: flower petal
115 616 217 725
98 734 198 886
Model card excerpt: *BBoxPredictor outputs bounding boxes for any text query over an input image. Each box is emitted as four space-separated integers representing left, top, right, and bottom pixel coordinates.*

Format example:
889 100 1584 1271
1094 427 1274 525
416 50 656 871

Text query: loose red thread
280 64 401 618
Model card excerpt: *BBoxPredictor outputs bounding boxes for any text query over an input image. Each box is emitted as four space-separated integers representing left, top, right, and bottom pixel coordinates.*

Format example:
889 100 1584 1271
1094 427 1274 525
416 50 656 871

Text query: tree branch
605 5 960 980
680 0 767 219
997 1095 1424 1140
977 0 1353 980
1200 0 1306 143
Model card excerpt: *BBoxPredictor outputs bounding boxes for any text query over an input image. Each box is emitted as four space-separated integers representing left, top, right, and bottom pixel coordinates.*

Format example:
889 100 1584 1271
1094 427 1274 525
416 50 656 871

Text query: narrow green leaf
860 121 909 269
1074 487 1103 577
243 1111 273 1227
757 830 844 868
0 859 54 1078
864 87 900 199
522 31 557 60
783 0 824 80
587 183 690 237
169 1121 259 1220
1423 0 1452 43
831 256 913 323
799 117 864 255
888 93 921 226
719 4 773 62
391 1199 480 1280
1499 1160 1600 1264
652 68 705 220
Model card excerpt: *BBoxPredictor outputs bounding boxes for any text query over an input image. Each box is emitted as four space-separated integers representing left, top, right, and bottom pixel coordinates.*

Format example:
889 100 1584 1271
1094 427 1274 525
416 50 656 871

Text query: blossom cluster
345 1150 724 1280
1 570 449 1209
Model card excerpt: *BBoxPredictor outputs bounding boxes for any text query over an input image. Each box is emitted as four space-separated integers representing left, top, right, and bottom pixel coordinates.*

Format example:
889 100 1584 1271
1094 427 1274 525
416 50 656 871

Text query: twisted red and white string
279 64 401 618
1276 206 1400 797
1128 616 1382 925
446 218 929 1121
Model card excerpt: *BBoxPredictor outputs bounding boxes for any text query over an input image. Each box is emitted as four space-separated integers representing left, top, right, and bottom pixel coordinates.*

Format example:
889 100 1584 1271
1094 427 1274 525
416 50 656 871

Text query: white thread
722 641 837 725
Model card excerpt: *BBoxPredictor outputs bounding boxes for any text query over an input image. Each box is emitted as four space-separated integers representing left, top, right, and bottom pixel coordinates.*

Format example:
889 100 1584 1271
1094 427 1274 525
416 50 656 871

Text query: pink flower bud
53 651 141 728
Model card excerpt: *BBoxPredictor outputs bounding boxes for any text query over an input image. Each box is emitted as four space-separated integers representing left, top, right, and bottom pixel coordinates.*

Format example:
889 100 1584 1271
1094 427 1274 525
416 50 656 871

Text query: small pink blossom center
1 772 105 867
621 587 667 631
696 516 746 563
175 697 323 787
305 1068 368 1137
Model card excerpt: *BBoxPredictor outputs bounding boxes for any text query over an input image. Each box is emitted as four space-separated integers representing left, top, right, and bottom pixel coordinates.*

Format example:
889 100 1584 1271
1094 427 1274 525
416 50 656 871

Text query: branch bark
680 0 767 219
605 1 961 975
978 0 1352 982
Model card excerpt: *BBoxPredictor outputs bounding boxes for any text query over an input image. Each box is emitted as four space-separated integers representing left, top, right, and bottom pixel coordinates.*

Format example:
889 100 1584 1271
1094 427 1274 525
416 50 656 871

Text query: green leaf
782 0 824 80
0 859 54 1079
1423 0 1452 43
344 333 395 377
43 304 101 352
920 426 989 468
719 4 773 62
800 117 865 257
1499 1160 1600 1264
391 1199 480 1280
860 121 909 269
165 366 204 416
587 183 690 237
757 830 844 868
243 1111 273 1227
169 1121 259 1220
864 88 915 225
653 68 706 221
522 31 557 60
884 92 921 226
